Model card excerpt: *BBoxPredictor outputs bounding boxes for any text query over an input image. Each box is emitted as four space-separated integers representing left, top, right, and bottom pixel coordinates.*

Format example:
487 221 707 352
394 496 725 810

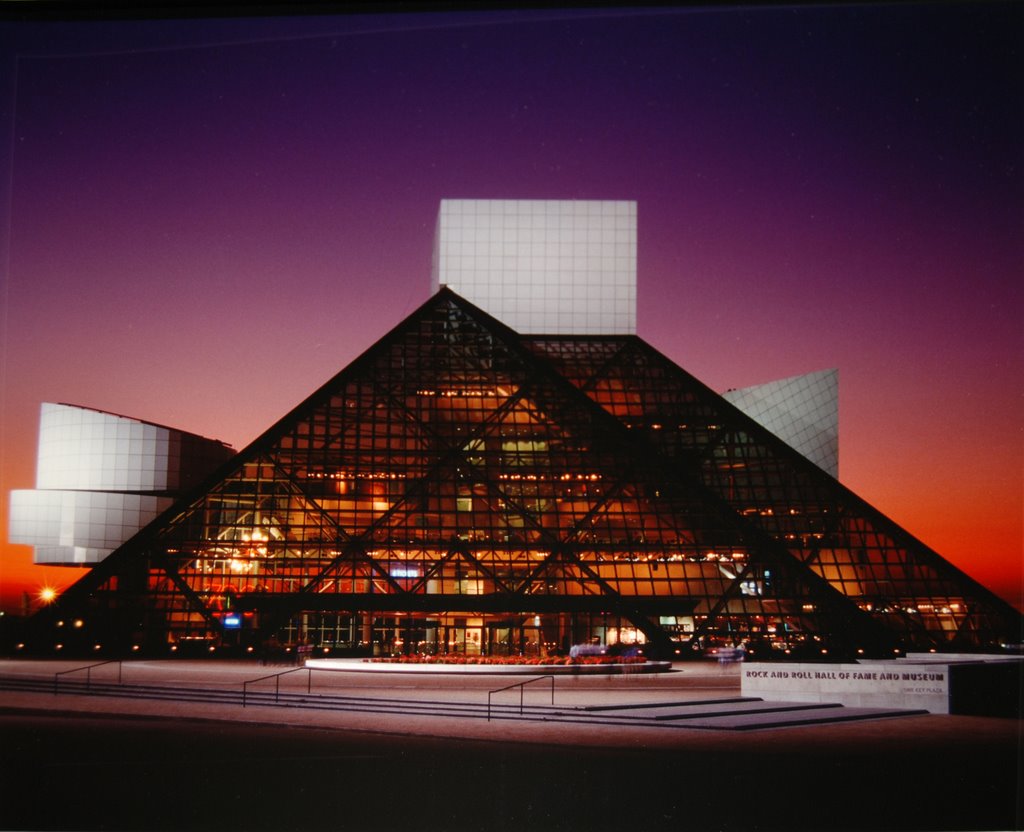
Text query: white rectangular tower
431 199 637 334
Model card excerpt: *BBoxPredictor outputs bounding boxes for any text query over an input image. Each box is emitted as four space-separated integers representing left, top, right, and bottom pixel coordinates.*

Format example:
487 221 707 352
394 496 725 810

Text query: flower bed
364 654 646 666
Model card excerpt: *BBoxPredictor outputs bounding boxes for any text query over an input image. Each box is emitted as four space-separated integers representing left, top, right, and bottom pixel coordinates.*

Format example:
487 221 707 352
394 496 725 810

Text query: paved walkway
0 657 1013 750
1 659 1020 831
1 658 757 749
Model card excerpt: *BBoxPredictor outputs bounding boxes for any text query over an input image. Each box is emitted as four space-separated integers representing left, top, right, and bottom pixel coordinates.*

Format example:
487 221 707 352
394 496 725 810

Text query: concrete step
677 705 931 731
0 675 929 731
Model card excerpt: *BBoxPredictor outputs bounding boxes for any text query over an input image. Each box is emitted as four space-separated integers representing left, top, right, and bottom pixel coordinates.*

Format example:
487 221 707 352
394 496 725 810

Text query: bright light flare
38 586 58 604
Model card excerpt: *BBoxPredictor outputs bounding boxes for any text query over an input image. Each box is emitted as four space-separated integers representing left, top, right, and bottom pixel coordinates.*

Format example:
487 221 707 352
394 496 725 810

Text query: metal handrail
242 666 312 707
54 660 123 694
487 675 555 722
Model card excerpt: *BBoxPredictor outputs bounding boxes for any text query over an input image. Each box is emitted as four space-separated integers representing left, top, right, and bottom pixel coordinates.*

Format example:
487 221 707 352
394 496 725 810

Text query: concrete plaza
0 658 1020 831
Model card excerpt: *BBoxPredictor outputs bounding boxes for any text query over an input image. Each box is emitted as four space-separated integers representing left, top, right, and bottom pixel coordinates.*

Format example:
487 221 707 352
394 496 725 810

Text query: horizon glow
0 5 1020 614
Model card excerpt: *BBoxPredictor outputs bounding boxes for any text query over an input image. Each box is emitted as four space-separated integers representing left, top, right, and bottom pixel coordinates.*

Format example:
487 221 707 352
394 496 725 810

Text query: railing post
53 660 124 695
307 667 312 695
487 674 555 722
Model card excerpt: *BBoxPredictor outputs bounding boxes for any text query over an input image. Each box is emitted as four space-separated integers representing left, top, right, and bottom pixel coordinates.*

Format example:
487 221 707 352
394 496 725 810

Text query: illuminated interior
41 289 1021 658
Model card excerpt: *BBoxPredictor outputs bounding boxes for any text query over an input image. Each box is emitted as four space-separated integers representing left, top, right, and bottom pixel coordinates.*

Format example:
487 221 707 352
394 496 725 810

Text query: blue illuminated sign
223 615 241 629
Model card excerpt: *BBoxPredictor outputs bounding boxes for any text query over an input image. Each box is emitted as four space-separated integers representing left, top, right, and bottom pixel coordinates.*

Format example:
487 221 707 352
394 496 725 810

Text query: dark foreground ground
1 710 1020 832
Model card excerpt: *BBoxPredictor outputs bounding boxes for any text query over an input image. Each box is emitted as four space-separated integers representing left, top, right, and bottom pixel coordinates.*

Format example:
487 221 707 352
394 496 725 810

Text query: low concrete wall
904 652 1021 664
741 662 950 713
742 656 1024 716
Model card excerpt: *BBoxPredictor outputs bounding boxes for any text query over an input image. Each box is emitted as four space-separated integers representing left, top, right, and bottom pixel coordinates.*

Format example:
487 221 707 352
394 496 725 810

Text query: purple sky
1 4 1021 610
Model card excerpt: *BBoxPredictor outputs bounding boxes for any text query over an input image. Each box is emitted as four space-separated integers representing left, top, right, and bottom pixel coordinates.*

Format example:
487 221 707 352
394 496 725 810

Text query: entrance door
486 625 514 656
443 624 482 655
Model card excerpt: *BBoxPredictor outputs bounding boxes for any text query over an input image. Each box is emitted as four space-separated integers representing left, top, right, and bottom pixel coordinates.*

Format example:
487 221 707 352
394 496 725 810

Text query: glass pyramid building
37 289 1021 659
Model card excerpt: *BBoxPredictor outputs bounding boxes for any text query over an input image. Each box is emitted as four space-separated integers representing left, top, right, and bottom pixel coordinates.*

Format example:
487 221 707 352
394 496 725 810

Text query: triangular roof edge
40 287 1021 644
630 339 1020 621
47 288 562 604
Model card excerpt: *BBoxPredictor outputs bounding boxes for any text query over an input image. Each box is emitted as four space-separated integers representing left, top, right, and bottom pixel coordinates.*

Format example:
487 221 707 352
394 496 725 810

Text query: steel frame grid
35 289 1022 658
525 334 1021 650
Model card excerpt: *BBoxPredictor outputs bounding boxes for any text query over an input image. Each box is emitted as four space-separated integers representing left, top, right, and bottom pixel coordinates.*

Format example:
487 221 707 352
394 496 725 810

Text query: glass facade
44 290 1021 658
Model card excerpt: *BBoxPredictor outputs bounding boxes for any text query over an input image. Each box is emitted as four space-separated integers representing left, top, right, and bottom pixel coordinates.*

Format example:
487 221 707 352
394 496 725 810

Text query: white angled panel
14 403 233 566
36 403 173 491
33 545 110 565
8 490 63 546
724 369 839 478
68 491 174 549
